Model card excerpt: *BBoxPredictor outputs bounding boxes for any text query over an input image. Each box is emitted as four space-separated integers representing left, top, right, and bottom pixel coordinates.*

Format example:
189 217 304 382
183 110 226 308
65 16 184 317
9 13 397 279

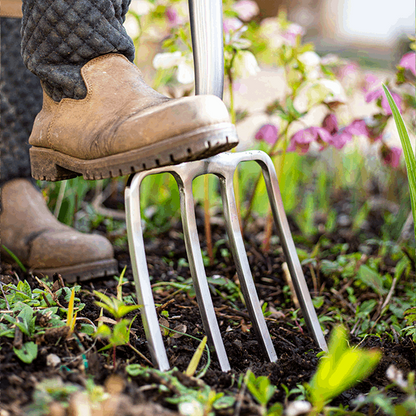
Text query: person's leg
0 16 118 282
20 0 238 181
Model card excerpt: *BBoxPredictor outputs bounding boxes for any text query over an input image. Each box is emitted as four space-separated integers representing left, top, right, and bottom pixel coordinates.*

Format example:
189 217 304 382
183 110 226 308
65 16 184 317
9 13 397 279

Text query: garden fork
125 0 327 372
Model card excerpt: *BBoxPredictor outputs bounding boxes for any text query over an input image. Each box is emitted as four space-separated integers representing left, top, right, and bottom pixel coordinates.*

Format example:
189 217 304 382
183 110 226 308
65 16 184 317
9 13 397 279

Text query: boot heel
30 147 79 181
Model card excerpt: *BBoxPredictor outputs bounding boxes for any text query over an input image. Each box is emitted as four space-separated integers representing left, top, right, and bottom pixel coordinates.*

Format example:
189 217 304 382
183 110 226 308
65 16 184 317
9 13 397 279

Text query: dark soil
1 197 415 415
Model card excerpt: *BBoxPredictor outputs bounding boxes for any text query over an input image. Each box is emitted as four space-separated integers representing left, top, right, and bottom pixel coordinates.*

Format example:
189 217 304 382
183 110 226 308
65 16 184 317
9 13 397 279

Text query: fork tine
176 175 231 372
219 172 278 363
258 156 328 352
125 174 170 371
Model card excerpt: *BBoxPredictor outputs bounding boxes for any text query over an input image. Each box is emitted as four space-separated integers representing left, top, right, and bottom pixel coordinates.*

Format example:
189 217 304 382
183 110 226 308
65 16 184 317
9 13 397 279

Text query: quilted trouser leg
0 17 43 187
21 0 136 102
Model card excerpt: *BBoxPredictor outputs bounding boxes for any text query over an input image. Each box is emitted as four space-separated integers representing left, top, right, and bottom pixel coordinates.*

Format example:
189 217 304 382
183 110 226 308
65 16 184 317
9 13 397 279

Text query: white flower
129 0 155 16
178 400 204 416
124 14 140 39
318 79 347 103
153 52 194 85
294 78 346 112
321 54 341 66
153 51 182 70
232 0 259 21
286 400 312 416
298 51 321 68
386 365 408 390
260 18 285 49
233 50 261 79
177 54 194 84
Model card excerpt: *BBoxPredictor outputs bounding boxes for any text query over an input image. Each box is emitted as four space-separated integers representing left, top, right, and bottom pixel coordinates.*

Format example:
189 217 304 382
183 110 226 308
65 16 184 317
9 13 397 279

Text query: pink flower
346 119 368 136
338 62 359 81
255 124 279 145
233 82 248 94
363 74 381 93
322 114 338 135
329 130 353 149
287 127 332 154
232 0 259 21
381 145 402 168
322 118 368 150
366 87 402 115
166 5 186 27
223 17 244 34
399 52 416 76
281 23 305 46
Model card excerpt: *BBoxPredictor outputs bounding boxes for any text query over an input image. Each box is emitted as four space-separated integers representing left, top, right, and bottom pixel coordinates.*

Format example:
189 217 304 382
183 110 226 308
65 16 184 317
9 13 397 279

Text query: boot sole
34 258 119 283
30 122 238 181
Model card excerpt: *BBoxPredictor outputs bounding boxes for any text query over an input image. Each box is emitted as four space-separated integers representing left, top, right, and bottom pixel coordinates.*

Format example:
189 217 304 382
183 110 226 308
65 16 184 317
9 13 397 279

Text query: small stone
46 354 61 367
337 214 351 227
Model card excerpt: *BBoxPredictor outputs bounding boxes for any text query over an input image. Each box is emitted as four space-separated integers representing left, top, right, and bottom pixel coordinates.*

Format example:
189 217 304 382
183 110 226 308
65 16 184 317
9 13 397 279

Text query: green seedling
66 287 77 334
185 335 207 377
383 85 416 244
94 290 140 320
307 325 381 414
403 306 416 341
93 290 147 366
115 266 128 301
245 369 277 415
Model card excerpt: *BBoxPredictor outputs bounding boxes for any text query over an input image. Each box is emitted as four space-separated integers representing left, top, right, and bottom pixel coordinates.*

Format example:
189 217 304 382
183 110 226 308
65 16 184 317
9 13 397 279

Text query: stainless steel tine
255 153 328 352
218 167 278 363
125 173 170 371
223 150 328 351
174 169 231 372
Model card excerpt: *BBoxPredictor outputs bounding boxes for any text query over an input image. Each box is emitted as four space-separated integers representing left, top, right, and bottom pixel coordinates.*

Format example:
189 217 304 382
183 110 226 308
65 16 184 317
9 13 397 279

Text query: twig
128 343 154 367
234 374 247 416
381 277 398 311
34 276 65 308
156 298 175 313
0 284 10 310
282 262 300 309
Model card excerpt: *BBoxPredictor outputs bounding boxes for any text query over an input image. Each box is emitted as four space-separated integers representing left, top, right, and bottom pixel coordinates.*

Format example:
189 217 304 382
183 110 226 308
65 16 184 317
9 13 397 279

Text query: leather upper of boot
0 179 114 269
29 53 232 160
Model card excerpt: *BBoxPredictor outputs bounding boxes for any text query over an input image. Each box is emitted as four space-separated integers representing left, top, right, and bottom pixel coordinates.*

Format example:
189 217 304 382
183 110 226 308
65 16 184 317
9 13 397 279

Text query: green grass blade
1 245 27 273
383 85 416 241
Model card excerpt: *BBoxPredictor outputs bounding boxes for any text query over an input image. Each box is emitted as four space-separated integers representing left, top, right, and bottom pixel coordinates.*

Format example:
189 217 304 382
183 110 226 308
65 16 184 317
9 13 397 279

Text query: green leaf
14 342 38 364
383 85 416 243
213 395 235 410
356 265 387 296
185 336 207 377
126 364 144 377
245 370 276 407
309 325 381 412
1 245 27 272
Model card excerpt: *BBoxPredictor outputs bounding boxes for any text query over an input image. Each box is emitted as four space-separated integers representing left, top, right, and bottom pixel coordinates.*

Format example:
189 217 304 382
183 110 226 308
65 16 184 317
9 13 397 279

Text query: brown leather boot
0 179 118 282
29 53 238 182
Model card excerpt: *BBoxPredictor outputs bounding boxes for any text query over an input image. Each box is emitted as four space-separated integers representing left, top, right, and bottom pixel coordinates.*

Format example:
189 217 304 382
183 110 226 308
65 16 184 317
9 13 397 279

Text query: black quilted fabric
0 17 43 187
21 0 135 101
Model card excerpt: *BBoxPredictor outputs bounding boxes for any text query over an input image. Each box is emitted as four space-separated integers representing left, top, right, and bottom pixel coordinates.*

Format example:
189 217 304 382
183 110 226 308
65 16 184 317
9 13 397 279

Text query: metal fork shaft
188 0 224 98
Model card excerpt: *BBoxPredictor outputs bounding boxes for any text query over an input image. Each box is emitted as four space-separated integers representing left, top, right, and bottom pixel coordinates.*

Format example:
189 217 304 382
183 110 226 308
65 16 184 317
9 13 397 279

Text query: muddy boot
0 178 118 282
21 0 238 181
